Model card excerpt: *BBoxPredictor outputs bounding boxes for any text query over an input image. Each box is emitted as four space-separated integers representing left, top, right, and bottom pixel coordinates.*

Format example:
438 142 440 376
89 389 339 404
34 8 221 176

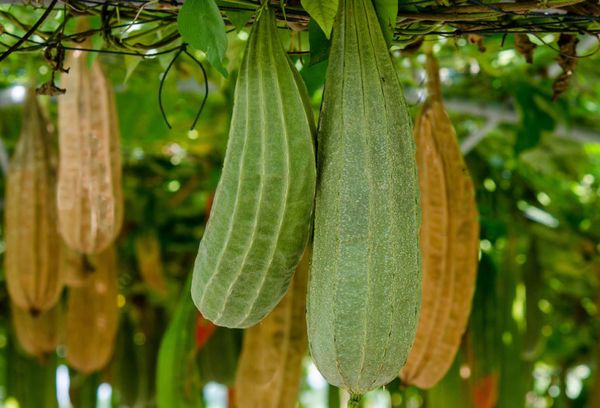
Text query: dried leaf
552 34 578 100
514 33 537 64
467 34 486 52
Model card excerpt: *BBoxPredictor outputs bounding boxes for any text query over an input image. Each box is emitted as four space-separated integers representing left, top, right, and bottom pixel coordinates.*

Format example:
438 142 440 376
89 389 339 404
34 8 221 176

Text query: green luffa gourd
307 0 421 397
157 275 203 408
191 4 316 328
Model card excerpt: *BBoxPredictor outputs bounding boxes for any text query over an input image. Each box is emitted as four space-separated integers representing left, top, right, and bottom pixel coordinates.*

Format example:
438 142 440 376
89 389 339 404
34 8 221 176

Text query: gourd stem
425 52 442 101
348 394 362 408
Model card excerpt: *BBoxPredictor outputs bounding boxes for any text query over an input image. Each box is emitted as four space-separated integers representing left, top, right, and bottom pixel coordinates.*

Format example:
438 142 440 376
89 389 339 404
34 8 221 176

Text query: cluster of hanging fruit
6 41 122 373
3 0 481 405
188 0 480 405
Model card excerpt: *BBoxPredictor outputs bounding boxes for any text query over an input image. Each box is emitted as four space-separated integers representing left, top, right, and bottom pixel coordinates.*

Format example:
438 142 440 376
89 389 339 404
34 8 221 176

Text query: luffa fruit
5 88 64 314
308 0 421 398
191 4 316 328
58 48 123 254
400 53 480 389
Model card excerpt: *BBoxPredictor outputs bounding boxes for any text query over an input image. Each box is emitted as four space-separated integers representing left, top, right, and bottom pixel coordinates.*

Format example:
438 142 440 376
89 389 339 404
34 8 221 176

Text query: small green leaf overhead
226 9 255 32
177 0 228 77
301 0 339 38
123 55 141 84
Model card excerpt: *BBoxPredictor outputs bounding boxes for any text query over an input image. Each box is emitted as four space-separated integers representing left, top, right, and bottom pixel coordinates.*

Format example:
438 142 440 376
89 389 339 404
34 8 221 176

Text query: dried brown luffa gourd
61 243 91 288
400 53 480 389
134 232 168 297
58 49 123 254
235 249 310 408
65 246 119 373
12 301 62 358
5 89 64 314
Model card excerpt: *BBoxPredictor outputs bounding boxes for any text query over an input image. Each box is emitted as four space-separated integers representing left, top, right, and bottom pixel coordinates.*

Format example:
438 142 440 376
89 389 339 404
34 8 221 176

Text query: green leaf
156 275 204 408
308 18 330 66
301 59 328 97
177 0 228 77
513 82 555 155
226 9 254 32
300 0 339 39
123 55 141 84
280 0 287 20
158 53 174 71
373 0 398 46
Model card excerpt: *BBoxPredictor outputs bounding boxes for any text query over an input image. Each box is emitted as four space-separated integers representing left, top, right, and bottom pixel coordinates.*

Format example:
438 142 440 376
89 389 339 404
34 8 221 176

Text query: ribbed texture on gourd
235 249 310 408
307 0 421 396
191 5 316 328
65 246 119 373
57 51 123 254
400 53 480 389
5 89 64 314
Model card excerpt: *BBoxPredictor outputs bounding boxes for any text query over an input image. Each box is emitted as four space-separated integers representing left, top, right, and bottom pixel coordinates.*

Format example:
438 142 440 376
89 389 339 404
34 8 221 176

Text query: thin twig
0 0 59 62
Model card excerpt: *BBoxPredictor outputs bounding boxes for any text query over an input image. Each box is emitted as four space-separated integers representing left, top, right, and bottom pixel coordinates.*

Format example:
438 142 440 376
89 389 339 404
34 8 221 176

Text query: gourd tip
348 393 362 408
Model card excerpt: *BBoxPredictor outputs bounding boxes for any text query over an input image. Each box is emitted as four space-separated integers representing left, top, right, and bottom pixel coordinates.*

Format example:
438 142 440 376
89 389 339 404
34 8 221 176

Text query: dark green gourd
307 0 421 397
191 5 316 328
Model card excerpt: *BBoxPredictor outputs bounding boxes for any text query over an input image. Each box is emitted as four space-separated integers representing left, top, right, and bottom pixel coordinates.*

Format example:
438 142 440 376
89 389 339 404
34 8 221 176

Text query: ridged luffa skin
58 50 123 254
65 246 119 373
191 5 316 328
307 0 421 397
235 249 310 408
400 53 480 389
5 89 64 314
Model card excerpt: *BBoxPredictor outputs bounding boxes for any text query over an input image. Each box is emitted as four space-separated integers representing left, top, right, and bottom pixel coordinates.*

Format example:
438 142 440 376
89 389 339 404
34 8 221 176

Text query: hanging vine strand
0 0 599 63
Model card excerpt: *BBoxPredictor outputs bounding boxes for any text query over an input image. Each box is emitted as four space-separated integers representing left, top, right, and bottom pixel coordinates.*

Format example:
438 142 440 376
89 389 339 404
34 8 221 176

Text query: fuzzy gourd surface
307 0 421 396
191 5 316 328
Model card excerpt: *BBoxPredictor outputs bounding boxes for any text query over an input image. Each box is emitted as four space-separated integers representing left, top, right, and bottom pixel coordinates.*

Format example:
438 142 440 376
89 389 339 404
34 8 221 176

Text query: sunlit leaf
300 0 339 39
177 0 228 77
226 9 255 32
123 55 141 84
